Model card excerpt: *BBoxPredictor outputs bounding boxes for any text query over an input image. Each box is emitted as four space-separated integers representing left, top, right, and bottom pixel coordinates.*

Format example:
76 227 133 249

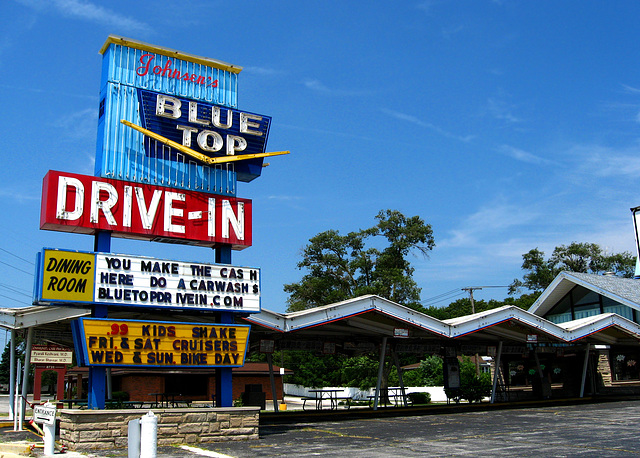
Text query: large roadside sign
40 170 252 249
72 318 250 368
35 249 261 313
96 35 272 193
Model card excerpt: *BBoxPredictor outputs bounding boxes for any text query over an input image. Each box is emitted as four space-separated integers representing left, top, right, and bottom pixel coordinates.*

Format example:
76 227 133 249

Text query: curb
0 442 33 457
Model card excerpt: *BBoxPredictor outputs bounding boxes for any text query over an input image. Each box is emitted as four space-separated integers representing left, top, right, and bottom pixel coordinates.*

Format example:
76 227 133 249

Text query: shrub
407 391 431 405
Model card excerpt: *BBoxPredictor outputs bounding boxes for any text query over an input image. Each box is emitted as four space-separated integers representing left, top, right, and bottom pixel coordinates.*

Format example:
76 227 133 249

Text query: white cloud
440 199 541 249
622 84 640 94
499 145 556 166
267 195 303 201
51 107 97 141
15 0 152 36
0 188 40 202
416 1 437 14
303 79 371 97
244 66 285 77
486 96 521 124
569 144 640 178
381 108 474 142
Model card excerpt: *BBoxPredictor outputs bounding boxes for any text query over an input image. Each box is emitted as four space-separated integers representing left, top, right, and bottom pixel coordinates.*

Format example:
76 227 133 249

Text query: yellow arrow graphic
120 119 289 165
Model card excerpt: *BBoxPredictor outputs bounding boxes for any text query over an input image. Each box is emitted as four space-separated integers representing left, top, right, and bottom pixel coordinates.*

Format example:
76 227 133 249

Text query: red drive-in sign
40 170 252 249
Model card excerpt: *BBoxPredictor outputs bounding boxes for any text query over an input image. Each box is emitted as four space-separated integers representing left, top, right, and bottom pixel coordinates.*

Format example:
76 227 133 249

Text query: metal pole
462 287 480 376
490 341 503 404
13 360 21 431
391 348 407 407
630 207 640 278
20 327 34 429
373 337 387 411
106 368 112 401
9 329 15 420
215 245 234 407
580 343 591 398
266 353 279 413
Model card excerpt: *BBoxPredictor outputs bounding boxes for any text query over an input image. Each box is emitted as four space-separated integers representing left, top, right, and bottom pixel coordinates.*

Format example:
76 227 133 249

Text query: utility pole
461 286 509 377
462 287 482 376
462 287 481 314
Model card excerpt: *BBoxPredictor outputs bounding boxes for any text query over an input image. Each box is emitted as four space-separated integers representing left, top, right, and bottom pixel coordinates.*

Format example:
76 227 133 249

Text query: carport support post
580 343 591 398
490 341 503 404
20 327 34 429
391 348 408 407
373 336 387 411
215 245 234 407
9 329 15 420
266 353 279 412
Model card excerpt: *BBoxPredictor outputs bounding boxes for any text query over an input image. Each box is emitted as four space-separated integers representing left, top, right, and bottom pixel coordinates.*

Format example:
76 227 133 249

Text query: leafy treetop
509 242 635 294
284 209 435 312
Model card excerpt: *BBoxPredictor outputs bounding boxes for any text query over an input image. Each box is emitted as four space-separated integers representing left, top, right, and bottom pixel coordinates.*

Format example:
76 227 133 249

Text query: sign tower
36 36 287 408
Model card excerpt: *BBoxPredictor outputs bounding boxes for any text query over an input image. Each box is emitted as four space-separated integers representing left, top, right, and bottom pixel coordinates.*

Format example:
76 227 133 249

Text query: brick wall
116 373 284 403
121 375 165 402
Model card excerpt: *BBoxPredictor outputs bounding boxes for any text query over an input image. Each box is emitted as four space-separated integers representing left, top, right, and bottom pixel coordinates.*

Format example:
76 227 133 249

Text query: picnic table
303 389 351 410
368 387 410 407
149 393 192 408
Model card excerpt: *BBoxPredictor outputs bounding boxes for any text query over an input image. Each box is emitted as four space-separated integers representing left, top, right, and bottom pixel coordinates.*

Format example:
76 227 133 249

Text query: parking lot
6 398 640 457
177 399 640 457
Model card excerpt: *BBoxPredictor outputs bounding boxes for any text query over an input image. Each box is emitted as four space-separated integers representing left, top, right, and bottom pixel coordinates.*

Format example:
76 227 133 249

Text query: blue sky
1 0 640 316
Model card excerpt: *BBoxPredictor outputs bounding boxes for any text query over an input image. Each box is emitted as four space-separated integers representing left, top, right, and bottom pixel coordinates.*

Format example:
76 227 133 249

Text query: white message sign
31 346 73 364
94 253 261 312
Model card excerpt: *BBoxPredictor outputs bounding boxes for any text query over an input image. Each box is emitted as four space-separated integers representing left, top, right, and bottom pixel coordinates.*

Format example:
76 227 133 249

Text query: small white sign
33 404 56 425
394 328 410 338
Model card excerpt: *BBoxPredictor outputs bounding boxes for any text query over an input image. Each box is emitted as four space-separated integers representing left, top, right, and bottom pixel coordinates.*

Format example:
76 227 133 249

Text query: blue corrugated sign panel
94 36 270 195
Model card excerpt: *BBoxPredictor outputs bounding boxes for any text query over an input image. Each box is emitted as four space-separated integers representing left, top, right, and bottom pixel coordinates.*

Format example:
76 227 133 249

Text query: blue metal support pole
88 231 111 409
215 245 234 407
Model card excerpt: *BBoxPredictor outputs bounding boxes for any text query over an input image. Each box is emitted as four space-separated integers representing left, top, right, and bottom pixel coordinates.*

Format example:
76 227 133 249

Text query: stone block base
59 407 259 451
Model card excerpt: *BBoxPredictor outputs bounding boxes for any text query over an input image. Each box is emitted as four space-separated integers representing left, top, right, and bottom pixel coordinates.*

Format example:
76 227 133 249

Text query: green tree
0 337 24 386
509 242 635 294
285 210 435 312
281 351 345 387
340 356 379 391
457 356 492 403
402 355 444 387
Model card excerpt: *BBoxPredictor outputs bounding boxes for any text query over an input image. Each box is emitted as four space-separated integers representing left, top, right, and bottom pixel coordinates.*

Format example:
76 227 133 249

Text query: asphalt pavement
4 397 640 457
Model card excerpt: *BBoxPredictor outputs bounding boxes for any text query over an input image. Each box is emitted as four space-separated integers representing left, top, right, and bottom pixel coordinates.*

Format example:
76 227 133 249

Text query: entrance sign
96 35 270 194
35 249 261 313
33 404 57 425
40 170 252 249
72 318 250 368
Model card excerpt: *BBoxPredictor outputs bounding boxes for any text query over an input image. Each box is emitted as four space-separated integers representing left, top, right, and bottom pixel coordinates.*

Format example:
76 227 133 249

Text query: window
165 374 208 397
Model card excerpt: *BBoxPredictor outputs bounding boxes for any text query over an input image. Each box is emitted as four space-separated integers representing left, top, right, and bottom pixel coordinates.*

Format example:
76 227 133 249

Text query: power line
0 294 31 306
0 247 34 266
421 290 466 307
0 259 33 277
0 283 31 298
421 288 462 303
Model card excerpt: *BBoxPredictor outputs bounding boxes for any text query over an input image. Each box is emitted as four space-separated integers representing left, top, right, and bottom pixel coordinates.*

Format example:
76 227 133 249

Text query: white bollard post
43 422 55 456
140 411 157 458
128 418 141 458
